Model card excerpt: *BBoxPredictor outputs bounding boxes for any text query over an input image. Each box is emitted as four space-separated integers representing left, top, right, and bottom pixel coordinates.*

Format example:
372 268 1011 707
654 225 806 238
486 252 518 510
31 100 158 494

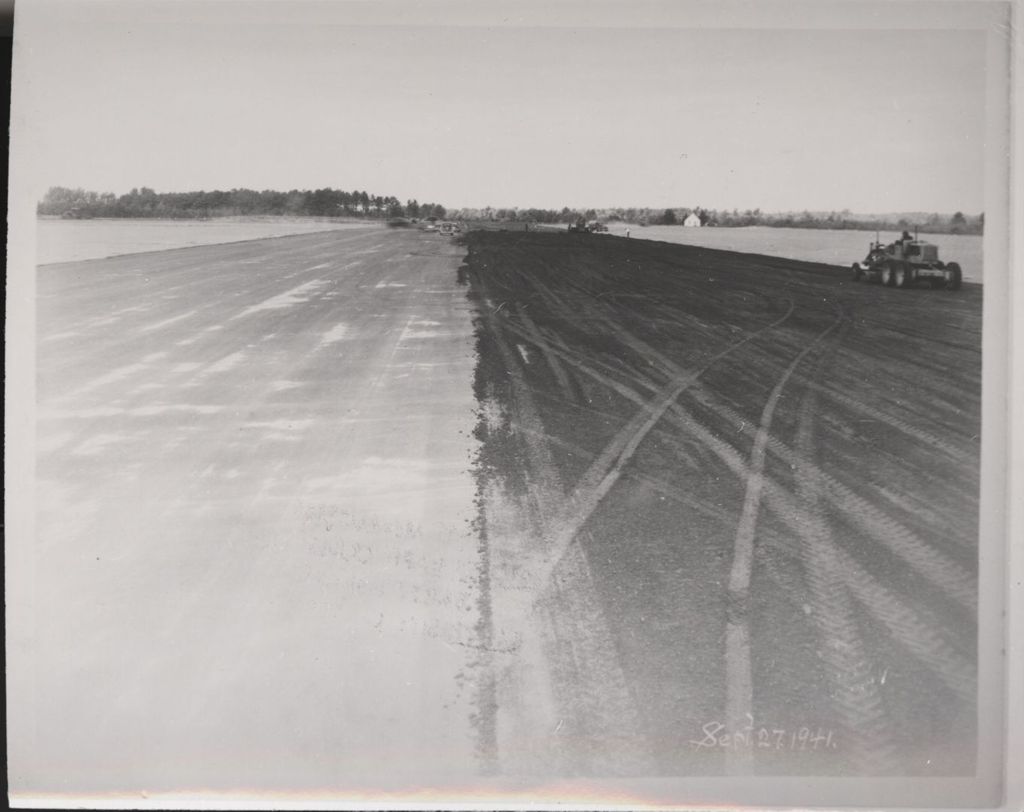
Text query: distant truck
851 233 962 290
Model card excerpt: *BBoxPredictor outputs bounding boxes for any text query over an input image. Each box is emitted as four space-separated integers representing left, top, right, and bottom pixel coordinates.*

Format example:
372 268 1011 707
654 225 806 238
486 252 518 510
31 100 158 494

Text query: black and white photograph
4 0 1020 808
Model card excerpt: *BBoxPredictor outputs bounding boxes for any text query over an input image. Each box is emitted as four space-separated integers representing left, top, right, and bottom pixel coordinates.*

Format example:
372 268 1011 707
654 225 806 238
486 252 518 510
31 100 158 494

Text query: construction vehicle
567 217 608 233
851 232 962 290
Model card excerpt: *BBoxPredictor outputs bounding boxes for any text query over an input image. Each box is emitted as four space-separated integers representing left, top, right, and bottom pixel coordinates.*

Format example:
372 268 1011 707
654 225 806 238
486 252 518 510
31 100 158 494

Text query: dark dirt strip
461 230 981 777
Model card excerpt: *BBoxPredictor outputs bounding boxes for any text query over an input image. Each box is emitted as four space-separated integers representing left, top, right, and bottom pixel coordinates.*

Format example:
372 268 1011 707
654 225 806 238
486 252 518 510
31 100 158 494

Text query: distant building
684 212 702 228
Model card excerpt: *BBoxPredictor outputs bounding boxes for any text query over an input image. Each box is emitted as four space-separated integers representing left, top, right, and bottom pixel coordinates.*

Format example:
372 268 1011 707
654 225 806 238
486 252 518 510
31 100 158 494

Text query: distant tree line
40 186 980 235
448 205 983 235
38 186 447 221
700 207 983 235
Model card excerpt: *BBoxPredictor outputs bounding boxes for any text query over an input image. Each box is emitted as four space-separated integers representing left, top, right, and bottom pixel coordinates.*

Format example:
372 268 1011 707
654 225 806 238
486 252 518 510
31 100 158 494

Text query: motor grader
851 233 962 290
567 217 608 233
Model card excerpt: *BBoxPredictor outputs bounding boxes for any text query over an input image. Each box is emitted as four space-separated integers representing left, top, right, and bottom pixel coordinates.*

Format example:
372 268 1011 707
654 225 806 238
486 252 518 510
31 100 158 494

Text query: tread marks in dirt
463 231 979 776
683 386 978 612
466 266 652 775
551 308 948 773
566 306 977 772
521 295 796 601
722 306 847 774
787 314 901 773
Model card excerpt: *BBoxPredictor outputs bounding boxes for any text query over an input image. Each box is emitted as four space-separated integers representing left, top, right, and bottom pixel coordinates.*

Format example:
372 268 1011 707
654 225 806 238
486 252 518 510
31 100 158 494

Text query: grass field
591 224 984 283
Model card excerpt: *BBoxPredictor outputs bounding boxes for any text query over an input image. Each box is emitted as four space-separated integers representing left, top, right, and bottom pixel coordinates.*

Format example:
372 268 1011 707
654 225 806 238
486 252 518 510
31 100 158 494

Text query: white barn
683 212 702 227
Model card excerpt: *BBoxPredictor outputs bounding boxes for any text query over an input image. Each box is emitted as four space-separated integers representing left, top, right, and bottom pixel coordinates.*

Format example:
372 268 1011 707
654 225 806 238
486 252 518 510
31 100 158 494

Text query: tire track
685 385 977 613
512 318 655 399
476 294 652 775
513 306 577 402
664 406 979 708
796 377 975 465
590 316 976 614
754 497 977 706
513 299 796 596
789 321 900 773
748 493 976 713
537 345 976 708
542 534 657 775
723 307 845 774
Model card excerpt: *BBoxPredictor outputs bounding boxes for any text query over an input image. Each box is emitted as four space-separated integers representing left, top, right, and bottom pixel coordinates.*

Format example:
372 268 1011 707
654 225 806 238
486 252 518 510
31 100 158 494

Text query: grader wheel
894 265 909 288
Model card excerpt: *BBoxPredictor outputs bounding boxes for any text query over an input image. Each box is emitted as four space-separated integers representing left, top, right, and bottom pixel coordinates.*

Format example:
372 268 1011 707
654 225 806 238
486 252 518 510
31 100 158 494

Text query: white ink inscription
690 716 838 752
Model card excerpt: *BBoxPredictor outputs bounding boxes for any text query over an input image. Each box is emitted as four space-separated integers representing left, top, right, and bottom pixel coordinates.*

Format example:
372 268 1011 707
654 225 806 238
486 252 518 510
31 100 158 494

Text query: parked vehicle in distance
568 218 608 233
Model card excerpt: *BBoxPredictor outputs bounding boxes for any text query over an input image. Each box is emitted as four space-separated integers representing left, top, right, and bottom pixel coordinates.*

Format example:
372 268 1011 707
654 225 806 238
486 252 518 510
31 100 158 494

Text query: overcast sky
17 0 996 214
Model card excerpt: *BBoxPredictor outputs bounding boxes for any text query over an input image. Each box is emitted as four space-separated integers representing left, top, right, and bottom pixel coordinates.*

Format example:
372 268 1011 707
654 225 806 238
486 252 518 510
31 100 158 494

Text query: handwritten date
690 718 838 752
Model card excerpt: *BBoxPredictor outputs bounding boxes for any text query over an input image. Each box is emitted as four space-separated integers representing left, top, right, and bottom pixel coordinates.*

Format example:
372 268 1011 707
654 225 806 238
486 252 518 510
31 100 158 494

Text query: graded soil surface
462 230 980 777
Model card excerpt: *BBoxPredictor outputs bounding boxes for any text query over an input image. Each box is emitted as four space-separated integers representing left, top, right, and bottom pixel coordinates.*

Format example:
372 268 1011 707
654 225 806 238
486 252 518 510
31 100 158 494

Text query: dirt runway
463 230 980 777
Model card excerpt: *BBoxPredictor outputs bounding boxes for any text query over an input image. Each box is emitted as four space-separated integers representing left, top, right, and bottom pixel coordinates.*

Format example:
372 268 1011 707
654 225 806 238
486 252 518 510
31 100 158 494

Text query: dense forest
39 186 981 235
